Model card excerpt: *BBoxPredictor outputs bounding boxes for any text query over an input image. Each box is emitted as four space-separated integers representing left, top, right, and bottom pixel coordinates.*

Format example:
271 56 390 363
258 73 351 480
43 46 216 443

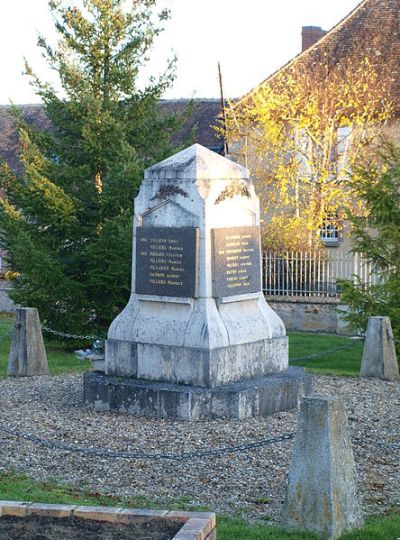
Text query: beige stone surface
178 517 214 539
73 505 122 523
106 144 287 387
361 316 399 381
282 395 363 539
27 503 77 517
0 501 30 517
118 508 168 524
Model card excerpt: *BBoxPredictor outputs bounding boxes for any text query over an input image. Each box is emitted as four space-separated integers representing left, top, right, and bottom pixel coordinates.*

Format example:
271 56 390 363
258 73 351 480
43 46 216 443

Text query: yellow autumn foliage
224 56 393 250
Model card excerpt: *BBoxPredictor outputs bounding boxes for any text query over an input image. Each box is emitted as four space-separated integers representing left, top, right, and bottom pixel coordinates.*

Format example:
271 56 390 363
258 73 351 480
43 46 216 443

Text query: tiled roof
0 99 223 174
0 105 51 174
238 0 400 112
158 99 224 153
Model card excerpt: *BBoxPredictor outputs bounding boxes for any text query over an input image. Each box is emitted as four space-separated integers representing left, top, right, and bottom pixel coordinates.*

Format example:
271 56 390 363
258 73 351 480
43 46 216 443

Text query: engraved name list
212 226 261 297
135 227 198 297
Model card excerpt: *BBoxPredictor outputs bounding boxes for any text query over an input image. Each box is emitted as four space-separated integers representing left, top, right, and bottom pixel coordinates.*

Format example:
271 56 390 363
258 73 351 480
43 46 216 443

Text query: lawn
0 313 364 377
0 314 91 377
0 472 398 540
289 331 364 376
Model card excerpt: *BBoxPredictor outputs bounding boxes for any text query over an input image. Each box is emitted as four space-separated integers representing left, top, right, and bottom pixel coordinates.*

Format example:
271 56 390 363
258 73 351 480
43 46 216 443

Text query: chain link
42 325 364 359
41 325 102 342
0 422 295 461
0 322 99 342
351 435 400 451
4 323 398 457
20 323 368 362
0 421 398 460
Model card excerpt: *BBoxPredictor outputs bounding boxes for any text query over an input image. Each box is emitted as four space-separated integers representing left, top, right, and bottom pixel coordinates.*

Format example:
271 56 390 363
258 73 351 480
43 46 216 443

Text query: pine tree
340 141 400 340
0 0 182 337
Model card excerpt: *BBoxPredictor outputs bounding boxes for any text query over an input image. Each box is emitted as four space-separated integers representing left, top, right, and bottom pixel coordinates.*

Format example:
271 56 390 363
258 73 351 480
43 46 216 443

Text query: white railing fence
263 251 382 298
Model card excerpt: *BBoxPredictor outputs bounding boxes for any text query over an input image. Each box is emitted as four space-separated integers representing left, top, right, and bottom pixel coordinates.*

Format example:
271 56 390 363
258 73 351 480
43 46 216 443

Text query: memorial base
105 336 289 387
83 367 313 420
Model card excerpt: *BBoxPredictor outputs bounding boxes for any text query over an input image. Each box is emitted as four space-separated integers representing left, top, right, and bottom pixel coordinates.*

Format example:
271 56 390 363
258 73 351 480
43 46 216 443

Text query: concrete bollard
7 308 49 377
360 316 399 381
282 395 363 540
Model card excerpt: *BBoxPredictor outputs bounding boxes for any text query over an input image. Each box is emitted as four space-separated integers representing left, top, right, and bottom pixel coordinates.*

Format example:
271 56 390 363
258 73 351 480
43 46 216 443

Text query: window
320 213 341 245
337 126 352 175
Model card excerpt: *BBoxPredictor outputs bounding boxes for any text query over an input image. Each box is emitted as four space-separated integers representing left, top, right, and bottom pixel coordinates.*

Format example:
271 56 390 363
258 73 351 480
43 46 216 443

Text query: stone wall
266 296 350 335
0 285 16 313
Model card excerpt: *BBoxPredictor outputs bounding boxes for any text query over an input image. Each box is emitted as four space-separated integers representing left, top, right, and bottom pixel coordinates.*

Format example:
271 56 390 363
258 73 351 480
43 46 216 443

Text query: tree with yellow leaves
225 56 393 250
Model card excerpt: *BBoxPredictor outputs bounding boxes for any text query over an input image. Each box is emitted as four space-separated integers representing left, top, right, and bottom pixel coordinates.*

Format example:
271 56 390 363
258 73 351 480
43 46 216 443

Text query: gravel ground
0 373 398 523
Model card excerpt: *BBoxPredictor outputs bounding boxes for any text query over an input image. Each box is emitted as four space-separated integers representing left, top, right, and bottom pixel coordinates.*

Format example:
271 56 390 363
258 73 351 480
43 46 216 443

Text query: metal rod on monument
218 61 229 156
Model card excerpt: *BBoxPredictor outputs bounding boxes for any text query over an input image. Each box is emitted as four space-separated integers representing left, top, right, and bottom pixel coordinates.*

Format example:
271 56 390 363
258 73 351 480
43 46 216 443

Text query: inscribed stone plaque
212 226 261 297
136 227 199 297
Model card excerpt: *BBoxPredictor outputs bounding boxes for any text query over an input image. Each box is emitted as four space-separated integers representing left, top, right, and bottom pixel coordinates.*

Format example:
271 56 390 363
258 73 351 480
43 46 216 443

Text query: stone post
7 308 48 377
282 395 363 540
360 316 399 381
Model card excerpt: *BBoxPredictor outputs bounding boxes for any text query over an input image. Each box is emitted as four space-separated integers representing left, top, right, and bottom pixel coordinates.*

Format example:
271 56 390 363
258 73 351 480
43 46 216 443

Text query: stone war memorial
84 144 312 419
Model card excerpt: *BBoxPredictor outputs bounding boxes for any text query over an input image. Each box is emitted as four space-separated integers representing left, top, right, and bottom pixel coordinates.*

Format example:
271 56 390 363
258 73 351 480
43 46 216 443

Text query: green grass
0 314 365 378
288 331 364 376
0 471 399 539
218 517 318 539
0 315 91 377
218 513 400 540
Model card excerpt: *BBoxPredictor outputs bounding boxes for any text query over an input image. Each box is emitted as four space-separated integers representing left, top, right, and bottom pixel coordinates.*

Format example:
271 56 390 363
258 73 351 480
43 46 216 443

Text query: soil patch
0 514 182 539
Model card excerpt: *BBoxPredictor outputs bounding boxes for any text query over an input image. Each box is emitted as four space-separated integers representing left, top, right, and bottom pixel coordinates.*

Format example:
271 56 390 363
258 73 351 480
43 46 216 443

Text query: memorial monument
84 144 312 419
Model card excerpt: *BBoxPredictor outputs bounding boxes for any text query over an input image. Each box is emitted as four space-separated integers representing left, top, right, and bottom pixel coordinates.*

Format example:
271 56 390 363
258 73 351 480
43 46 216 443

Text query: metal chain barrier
41 325 103 342
0 320 367 365
0 421 398 460
0 322 104 343
351 435 400 451
0 422 295 461
40 323 365 361
1 325 395 459
40 323 366 361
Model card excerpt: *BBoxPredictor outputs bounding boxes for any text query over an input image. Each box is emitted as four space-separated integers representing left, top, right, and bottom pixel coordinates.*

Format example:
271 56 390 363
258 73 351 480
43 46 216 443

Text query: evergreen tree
340 141 400 341
0 0 182 336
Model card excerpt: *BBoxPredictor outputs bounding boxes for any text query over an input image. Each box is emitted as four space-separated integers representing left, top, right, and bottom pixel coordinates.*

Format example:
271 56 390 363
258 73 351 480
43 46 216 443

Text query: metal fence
263 250 383 298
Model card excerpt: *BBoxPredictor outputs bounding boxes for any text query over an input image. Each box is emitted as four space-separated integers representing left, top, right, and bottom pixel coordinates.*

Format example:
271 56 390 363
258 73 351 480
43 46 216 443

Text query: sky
0 0 362 104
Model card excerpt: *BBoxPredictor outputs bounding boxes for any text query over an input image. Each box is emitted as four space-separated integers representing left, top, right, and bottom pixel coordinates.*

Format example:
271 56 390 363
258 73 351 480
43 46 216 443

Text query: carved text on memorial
212 226 261 297
136 227 198 297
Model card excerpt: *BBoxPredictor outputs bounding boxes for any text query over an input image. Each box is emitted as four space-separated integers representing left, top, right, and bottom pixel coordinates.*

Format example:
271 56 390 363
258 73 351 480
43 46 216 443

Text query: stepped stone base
83 367 313 420
105 336 288 387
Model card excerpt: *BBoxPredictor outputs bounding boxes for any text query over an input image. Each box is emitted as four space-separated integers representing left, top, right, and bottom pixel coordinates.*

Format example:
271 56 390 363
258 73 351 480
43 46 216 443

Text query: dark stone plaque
135 227 199 297
212 226 261 297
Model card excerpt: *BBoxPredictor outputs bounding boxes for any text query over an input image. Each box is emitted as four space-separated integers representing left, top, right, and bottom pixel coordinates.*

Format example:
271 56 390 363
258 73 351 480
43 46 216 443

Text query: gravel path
0 373 398 523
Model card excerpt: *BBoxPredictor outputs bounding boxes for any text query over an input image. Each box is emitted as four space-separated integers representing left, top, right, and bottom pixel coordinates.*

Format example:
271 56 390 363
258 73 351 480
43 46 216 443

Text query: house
228 0 400 254
225 0 400 332
158 99 224 155
0 99 223 176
